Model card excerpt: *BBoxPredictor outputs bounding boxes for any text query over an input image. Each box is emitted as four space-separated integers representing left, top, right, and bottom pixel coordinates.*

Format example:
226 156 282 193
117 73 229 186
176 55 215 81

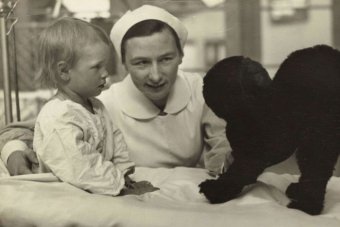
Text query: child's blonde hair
37 17 112 88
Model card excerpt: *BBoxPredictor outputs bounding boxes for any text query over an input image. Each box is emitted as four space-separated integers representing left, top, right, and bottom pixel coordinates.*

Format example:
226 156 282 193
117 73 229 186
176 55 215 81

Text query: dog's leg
286 124 340 215
199 116 299 204
199 156 266 203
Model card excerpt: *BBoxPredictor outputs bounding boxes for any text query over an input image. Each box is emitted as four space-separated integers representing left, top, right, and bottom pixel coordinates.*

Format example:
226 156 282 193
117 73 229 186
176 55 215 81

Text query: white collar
116 71 190 119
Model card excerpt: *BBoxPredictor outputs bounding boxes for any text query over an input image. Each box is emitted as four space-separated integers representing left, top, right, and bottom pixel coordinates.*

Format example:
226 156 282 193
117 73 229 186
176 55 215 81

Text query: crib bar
0 1 13 124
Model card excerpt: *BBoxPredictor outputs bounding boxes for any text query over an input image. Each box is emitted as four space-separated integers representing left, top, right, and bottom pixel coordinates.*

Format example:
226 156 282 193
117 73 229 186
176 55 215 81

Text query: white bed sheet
0 167 340 227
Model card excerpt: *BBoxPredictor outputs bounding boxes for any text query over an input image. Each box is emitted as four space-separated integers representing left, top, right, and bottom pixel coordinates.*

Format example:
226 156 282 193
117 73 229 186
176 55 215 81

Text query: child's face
67 41 110 99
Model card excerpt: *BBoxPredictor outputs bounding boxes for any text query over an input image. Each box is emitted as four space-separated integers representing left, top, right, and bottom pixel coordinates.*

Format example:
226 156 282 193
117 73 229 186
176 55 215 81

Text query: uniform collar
116 71 190 119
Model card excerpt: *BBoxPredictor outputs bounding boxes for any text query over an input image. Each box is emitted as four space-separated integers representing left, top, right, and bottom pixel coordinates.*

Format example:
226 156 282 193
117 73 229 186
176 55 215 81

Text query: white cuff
1 140 29 166
222 154 234 173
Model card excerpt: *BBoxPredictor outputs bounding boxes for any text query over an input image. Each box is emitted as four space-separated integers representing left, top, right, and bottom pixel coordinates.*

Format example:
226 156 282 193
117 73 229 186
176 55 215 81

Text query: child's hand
120 181 159 195
124 174 136 188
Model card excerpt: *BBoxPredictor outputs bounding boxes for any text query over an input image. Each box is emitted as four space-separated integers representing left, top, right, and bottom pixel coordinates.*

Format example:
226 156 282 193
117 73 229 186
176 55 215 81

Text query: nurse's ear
57 61 70 82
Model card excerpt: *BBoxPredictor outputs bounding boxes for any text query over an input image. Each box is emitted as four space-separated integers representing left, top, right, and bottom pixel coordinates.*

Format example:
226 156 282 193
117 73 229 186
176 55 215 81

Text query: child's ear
57 61 70 81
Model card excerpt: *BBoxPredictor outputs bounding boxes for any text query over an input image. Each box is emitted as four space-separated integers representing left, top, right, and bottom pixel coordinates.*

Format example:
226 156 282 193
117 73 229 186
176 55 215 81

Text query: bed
1 164 340 227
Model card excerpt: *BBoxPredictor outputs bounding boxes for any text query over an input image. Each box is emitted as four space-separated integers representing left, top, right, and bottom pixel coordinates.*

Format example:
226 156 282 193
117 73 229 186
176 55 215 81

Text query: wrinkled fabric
0 168 340 227
99 71 232 174
0 120 35 164
33 97 134 195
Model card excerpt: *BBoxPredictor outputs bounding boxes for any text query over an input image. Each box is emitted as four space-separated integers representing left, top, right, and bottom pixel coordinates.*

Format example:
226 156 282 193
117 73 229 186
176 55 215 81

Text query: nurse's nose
149 63 161 83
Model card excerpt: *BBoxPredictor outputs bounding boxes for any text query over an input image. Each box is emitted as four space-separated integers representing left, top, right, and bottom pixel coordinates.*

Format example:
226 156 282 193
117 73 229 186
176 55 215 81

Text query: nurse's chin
145 91 169 103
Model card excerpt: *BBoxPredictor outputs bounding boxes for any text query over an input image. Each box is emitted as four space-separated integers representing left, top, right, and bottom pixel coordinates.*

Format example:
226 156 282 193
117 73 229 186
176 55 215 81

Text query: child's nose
101 70 108 79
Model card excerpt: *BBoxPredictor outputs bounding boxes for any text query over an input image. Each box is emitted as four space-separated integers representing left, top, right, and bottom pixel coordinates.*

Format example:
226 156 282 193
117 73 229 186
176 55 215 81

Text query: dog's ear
203 56 245 120
240 57 272 98
203 56 272 121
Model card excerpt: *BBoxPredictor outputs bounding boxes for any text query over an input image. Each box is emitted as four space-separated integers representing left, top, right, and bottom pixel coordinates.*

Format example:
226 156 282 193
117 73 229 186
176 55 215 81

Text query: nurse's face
123 28 183 108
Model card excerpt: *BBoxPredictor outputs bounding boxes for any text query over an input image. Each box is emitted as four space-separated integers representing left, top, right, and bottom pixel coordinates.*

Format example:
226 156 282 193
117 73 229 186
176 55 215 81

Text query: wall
261 0 333 77
178 0 334 77
179 8 226 73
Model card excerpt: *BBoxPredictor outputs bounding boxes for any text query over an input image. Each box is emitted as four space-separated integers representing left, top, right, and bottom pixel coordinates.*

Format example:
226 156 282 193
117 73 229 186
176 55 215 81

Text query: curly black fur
199 45 340 215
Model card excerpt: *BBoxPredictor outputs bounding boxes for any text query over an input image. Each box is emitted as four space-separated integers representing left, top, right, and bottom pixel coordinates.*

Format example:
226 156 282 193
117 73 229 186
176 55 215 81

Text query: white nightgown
33 97 134 196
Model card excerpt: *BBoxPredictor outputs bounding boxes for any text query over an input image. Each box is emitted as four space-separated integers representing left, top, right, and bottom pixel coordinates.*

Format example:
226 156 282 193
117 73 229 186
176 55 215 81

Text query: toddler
33 17 158 196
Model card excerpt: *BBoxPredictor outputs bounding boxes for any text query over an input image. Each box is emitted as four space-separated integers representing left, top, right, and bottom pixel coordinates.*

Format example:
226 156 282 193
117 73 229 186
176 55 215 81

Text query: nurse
1 5 232 175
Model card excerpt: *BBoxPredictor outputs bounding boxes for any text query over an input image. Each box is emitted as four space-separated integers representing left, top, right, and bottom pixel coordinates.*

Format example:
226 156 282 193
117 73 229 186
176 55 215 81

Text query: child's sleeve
100 103 135 176
34 112 125 196
110 123 135 176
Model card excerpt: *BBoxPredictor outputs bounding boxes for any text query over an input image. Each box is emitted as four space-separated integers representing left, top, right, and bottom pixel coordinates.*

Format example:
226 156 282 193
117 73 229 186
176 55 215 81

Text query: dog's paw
199 179 243 204
199 179 230 203
287 201 323 215
286 183 324 215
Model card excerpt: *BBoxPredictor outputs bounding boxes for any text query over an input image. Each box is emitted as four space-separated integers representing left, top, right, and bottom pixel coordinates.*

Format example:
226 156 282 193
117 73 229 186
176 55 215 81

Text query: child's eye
91 65 101 70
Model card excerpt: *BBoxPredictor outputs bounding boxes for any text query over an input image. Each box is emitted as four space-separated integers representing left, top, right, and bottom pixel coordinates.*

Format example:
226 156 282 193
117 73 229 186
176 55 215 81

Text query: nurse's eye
133 60 149 67
160 57 173 63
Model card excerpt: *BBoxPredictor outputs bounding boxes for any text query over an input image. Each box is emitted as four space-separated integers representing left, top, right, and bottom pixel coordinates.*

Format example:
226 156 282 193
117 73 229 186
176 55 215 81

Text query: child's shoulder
38 98 83 119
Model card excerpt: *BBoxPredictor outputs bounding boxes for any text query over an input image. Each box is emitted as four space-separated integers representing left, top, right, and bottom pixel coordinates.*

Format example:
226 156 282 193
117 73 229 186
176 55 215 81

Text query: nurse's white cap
110 4 188 60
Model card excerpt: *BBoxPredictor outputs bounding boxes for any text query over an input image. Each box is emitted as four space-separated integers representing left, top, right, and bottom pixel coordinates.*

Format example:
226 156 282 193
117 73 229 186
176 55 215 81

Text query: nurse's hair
37 17 111 88
120 19 183 64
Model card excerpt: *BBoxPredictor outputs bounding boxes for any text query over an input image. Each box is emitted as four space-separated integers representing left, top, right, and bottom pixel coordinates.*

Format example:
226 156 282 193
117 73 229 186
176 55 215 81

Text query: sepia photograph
0 0 340 226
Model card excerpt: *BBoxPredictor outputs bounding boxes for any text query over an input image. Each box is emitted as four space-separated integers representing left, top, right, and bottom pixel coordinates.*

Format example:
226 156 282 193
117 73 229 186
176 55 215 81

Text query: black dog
199 45 340 215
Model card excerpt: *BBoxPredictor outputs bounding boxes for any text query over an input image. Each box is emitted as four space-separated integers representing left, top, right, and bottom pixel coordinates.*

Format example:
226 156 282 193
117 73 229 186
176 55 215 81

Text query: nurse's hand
7 149 38 175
